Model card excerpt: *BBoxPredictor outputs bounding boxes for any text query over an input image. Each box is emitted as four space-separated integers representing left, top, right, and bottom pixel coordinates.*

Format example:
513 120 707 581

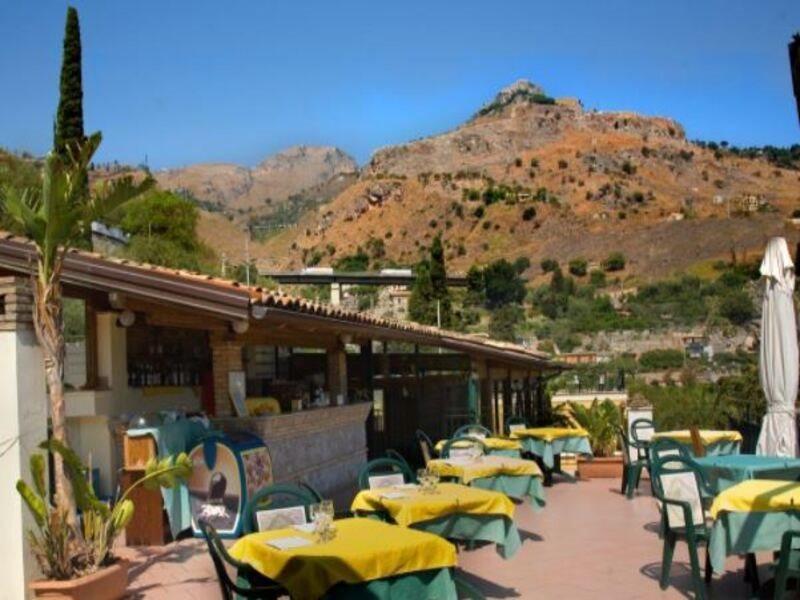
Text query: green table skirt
238 566 457 600
470 474 546 511
676 439 740 457
489 448 522 458
412 513 522 560
694 456 800 494
325 567 457 599
709 510 800 573
519 436 593 469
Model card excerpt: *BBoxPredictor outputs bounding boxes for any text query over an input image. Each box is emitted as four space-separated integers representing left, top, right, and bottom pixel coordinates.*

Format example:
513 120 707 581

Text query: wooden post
84 302 98 389
327 340 348 404
360 341 374 397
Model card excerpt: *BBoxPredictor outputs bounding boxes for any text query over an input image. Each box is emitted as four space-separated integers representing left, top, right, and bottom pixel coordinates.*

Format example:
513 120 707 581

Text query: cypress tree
408 260 435 325
428 235 452 327
54 7 85 157
408 236 453 327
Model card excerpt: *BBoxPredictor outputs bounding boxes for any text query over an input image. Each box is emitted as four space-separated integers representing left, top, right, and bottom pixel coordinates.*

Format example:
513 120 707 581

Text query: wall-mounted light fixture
231 320 249 334
116 309 135 328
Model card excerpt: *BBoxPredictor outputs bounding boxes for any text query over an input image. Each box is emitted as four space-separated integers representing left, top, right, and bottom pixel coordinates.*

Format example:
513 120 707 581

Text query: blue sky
0 0 798 168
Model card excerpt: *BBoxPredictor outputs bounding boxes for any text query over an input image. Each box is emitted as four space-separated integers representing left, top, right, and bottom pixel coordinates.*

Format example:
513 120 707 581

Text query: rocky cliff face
155 145 358 212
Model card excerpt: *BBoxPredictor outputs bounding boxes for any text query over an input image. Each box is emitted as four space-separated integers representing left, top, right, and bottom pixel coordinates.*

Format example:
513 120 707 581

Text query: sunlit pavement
121 476 767 599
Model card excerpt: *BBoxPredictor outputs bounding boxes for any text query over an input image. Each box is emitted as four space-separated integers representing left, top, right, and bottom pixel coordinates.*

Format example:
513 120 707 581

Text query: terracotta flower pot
30 559 129 600
578 455 624 479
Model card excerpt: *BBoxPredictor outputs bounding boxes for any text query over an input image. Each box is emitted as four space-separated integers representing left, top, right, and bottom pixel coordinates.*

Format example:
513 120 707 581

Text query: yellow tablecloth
229 518 456 600
710 479 800 519
652 430 743 445
427 455 542 484
434 437 522 453
510 426 590 442
351 482 515 527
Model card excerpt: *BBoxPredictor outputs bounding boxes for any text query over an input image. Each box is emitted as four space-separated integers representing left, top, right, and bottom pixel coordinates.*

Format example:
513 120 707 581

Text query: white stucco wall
0 328 48 599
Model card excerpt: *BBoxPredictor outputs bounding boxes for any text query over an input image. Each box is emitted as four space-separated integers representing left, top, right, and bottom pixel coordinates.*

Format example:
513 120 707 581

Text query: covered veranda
0 231 562 594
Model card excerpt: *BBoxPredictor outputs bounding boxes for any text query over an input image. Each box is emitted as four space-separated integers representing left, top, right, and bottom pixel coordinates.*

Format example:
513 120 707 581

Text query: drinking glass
428 469 440 491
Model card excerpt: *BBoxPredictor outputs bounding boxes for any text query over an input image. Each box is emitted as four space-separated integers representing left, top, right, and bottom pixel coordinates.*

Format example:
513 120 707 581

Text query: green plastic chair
630 418 655 448
441 436 487 459
774 530 800 599
385 449 413 472
416 429 434 464
616 425 648 498
453 423 492 438
650 453 714 600
242 483 320 534
357 457 415 490
198 519 286 600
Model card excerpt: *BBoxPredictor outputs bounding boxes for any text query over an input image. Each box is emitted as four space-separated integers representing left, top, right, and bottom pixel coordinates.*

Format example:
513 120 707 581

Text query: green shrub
602 252 626 272
621 160 636 175
540 258 559 273
638 349 685 371
522 207 537 221
568 258 588 277
589 270 606 287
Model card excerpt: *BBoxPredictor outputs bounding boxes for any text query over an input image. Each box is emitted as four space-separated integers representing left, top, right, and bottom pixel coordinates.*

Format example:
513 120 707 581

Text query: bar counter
212 402 372 503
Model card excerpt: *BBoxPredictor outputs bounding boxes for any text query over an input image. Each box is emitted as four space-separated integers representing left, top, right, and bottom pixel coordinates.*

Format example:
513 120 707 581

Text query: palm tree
1 132 153 516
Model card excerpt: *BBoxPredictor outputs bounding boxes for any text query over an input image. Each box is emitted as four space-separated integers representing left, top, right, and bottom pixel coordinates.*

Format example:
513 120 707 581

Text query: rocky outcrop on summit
365 80 683 178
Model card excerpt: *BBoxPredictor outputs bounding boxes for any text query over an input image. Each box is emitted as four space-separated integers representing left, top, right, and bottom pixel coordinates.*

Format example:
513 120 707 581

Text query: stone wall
213 402 372 508
211 340 243 417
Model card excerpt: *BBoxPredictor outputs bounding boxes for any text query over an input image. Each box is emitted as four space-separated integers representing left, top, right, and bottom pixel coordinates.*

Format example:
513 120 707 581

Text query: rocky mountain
249 80 799 279
155 145 358 213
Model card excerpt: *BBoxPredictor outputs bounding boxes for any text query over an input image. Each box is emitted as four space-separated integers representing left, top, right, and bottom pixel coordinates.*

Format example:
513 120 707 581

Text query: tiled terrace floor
120 477 770 599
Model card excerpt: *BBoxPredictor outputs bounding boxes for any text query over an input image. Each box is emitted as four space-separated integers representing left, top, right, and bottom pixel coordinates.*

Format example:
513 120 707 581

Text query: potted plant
17 440 192 600
556 399 625 478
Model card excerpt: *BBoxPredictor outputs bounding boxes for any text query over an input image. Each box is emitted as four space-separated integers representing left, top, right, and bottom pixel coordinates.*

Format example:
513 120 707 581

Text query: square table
510 427 592 484
694 454 800 494
351 481 522 558
427 455 546 510
230 517 458 600
651 430 742 456
434 436 523 458
708 479 800 575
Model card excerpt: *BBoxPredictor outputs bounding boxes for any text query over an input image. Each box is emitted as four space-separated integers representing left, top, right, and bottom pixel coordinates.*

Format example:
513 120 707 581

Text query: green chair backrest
616 425 632 466
453 423 492 439
357 457 415 490
441 436 487 459
648 438 691 465
385 449 412 472
198 519 284 600
242 483 319 534
630 418 655 445
650 454 706 529
416 429 434 464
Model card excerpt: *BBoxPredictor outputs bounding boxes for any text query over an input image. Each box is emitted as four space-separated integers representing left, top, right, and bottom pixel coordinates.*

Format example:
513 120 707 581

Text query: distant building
681 334 713 360
90 221 128 257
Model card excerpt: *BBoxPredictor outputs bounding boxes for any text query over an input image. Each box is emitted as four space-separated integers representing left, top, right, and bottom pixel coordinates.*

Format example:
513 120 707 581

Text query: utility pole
244 230 250 286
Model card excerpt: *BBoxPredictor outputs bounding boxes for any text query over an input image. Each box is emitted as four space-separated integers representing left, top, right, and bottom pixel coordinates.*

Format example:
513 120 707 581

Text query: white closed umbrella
756 237 799 457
